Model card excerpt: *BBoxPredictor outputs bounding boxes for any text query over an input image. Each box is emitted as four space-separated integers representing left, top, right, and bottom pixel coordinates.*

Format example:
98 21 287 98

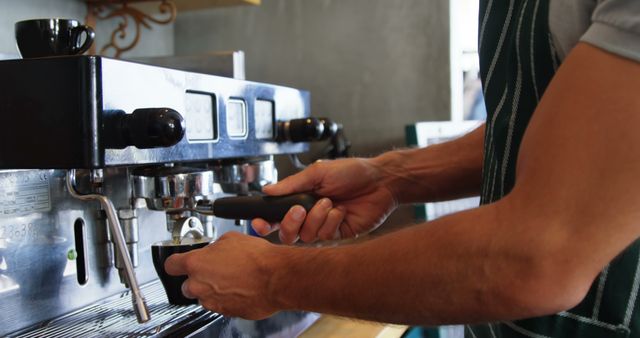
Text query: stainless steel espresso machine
0 56 334 337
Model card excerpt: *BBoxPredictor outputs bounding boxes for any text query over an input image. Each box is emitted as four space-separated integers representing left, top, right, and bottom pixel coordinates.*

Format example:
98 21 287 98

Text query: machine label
0 171 51 218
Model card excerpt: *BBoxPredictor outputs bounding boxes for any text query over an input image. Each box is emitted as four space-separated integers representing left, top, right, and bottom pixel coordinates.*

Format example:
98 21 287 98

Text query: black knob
318 117 339 140
104 108 186 149
277 118 324 142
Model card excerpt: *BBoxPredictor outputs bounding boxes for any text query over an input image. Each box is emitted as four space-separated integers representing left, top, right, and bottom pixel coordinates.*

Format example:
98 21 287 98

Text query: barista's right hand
252 158 399 244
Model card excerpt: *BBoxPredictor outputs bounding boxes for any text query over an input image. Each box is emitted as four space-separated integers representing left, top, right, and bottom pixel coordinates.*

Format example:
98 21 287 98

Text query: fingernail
181 282 195 299
319 198 332 209
333 228 342 240
291 206 306 221
279 231 298 244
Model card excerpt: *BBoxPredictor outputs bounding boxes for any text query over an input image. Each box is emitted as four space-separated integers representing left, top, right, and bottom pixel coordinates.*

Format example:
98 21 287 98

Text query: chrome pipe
66 169 150 323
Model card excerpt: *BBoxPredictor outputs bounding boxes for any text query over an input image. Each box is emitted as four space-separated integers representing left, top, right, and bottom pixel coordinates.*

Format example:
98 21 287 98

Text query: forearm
265 45 640 325
371 124 485 204
270 198 592 325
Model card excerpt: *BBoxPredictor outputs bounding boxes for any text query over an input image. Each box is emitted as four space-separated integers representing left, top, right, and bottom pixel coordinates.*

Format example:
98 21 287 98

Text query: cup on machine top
15 18 95 58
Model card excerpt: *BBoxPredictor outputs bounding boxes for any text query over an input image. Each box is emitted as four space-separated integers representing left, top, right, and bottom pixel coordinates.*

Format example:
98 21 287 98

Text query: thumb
165 253 189 276
263 167 321 196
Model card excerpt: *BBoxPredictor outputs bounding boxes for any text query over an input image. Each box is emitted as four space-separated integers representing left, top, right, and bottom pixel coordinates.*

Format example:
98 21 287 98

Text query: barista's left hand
164 232 283 320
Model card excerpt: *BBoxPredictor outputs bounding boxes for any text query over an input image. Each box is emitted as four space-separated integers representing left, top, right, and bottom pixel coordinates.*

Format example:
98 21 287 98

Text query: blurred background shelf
176 0 260 11
86 0 260 11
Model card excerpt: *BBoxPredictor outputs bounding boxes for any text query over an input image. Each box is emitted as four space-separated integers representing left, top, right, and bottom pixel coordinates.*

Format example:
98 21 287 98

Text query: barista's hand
164 232 281 320
252 158 398 244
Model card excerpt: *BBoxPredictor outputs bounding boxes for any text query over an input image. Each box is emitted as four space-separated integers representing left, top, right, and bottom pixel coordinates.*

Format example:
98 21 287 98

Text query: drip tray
12 281 219 338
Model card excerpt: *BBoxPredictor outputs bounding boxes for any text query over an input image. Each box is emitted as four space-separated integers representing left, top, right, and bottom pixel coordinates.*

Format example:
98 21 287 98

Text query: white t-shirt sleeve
581 0 640 62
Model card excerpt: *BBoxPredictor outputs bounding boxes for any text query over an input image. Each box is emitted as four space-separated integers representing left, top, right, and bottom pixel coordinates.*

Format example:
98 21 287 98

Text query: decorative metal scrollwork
86 0 177 58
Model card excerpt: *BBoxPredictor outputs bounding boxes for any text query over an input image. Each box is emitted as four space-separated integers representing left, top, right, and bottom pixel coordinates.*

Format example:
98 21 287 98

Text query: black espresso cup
152 237 212 305
15 18 95 58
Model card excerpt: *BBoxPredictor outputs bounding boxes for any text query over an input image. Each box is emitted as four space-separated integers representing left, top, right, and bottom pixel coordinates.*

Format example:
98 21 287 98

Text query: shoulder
549 0 640 63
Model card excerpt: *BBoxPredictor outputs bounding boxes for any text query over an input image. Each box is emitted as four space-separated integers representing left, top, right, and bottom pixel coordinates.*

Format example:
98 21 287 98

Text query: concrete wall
0 0 173 59
175 0 451 157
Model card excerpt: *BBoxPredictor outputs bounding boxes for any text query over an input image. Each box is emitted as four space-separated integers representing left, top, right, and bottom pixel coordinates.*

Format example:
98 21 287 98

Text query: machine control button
226 99 247 139
255 99 275 140
185 91 217 141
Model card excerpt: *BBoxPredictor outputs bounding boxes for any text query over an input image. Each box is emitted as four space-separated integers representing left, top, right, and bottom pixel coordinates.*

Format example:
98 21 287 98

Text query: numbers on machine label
0 222 39 241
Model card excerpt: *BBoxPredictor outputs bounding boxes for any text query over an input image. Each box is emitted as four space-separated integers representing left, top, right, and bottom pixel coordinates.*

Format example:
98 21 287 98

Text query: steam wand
66 169 150 323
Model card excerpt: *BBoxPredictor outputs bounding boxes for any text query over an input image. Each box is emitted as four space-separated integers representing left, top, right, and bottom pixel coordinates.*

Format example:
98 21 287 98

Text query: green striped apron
469 0 640 337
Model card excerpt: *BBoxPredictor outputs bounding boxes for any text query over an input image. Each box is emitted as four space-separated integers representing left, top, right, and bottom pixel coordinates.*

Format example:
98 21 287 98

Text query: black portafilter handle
211 193 318 223
276 117 339 142
104 108 186 149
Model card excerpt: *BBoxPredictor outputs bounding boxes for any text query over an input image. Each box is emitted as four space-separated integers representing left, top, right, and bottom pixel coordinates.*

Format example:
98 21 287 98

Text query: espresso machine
0 55 335 337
